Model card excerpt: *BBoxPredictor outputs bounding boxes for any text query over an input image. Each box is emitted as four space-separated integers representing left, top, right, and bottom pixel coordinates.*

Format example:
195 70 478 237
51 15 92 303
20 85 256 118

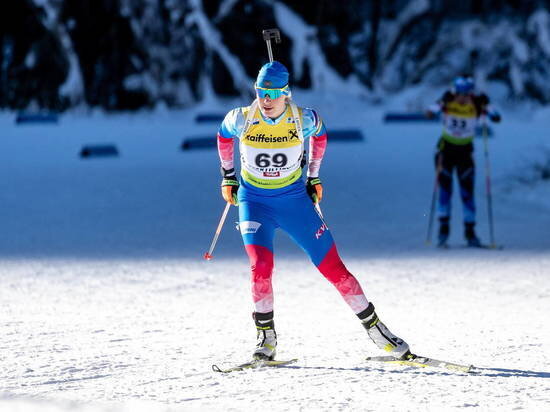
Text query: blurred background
2 0 550 112
1 0 549 259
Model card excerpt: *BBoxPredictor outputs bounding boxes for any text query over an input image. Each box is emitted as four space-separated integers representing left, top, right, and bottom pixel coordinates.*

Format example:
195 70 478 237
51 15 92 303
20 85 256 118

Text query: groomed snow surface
1 93 549 411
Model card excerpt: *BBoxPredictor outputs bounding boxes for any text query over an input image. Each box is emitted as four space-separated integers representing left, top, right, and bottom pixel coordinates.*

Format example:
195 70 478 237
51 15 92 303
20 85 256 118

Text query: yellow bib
239 104 304 189
442 101 478 144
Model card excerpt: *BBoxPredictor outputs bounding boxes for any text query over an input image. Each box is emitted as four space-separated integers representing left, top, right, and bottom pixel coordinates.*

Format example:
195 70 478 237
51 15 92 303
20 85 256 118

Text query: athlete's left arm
302 108 327 178
476 94 501 123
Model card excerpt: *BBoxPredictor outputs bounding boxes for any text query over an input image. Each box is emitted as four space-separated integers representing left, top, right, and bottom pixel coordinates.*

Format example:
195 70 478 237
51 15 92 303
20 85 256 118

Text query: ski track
0 97 549 411
1 257 549 411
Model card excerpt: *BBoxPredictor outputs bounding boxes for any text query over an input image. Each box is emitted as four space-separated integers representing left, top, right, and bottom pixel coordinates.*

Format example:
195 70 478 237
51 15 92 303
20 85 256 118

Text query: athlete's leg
277 194 369 314
456 145 476 224
278 193 410 357
317 243 370 313
436 147 454 221
436 140 455 244
239 200 279 360
456 145 481 244
239 200 277 314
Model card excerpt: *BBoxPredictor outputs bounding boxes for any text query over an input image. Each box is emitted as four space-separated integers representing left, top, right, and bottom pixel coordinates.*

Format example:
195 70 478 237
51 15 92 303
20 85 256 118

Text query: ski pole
262 29 281 63
204 202 231 260
482 121 497 248
426 153 442 245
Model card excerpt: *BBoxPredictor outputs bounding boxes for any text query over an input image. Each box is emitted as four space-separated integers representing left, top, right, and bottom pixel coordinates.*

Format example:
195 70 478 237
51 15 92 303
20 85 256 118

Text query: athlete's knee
317 244 352 283
251 261 273 283
438 170 452 187
245 244 274 280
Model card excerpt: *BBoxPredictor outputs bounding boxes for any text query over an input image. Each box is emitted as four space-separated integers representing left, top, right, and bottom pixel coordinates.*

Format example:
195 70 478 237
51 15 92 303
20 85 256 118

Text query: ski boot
464 222 482 247
358 303 410 359
252 311 277 361
437 217 450 248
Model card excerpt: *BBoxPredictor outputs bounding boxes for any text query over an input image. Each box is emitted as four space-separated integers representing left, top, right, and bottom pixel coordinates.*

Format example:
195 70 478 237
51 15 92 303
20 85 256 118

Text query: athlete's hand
306 177 323 204
221 168 239 205
489 113 501 123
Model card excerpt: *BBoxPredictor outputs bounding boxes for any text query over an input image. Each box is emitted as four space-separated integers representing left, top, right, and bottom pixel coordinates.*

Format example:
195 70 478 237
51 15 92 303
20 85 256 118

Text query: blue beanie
256 61 289 88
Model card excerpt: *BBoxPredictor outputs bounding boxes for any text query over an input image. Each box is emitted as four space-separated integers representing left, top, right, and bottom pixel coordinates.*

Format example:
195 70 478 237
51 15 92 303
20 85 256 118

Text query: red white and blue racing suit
217 100 369 315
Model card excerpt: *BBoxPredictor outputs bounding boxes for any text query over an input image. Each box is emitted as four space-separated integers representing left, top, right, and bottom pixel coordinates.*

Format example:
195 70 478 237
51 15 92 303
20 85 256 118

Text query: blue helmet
453 76 475 94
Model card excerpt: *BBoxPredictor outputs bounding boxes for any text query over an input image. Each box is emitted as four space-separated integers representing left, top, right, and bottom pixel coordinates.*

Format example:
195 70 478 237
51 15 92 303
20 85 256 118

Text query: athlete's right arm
426 90 453 118
217 108 245 174
218 109 245 204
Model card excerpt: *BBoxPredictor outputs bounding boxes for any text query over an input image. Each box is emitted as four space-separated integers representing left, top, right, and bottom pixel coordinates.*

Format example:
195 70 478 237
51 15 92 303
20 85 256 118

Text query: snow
24 50 36 69
398 0 430 24
509 32 529 64
186 0 251 95
528 9 550 57
274 4 367 97
1 92 549 411
32 0 84 104
215 0 239 22
57 30 84 103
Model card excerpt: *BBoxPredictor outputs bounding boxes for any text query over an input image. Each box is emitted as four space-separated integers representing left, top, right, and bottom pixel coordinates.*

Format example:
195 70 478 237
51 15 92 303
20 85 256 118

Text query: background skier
426 75 501 247
216 61 411 361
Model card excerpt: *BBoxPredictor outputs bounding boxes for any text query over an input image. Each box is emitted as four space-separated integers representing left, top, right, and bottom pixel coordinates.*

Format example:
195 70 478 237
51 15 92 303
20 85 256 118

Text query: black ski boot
437 217 450 247
252 311 277 361
464 222 482 247
358 303 410 359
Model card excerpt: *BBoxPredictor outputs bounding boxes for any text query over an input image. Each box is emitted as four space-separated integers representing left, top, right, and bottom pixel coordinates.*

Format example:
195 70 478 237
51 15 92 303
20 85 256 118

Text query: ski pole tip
204 252 213 260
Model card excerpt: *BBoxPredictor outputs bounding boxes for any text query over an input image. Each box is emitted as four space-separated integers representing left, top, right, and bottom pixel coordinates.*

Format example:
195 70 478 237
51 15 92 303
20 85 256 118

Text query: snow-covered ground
1 93 549 411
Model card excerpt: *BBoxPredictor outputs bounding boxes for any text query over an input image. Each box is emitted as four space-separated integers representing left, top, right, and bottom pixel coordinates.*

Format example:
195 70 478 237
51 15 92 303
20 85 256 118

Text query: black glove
425 110 436 119
489 112 501 123
306 177 323 203
221 168 239 205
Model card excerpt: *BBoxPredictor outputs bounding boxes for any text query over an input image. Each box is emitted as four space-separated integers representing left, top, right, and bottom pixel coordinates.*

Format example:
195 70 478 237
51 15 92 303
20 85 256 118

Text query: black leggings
434 138 476 223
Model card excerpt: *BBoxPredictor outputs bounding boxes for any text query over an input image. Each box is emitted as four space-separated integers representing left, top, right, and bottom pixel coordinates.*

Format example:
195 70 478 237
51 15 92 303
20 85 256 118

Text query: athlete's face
257 94 286 119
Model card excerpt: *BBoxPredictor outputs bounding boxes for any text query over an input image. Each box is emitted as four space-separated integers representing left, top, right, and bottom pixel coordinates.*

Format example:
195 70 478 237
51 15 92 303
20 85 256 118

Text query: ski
212 358 298 373
437 243 503 250
464 243 503 250
366 354 474 373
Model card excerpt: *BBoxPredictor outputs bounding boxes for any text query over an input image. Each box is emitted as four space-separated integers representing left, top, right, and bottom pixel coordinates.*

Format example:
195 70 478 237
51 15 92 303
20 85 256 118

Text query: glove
489 112 501 123
306 177 323 204
477 93 490 105
221 168 239 205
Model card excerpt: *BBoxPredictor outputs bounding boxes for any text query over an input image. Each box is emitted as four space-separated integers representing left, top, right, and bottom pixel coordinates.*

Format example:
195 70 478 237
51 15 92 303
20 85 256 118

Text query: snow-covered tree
1 0 550 110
